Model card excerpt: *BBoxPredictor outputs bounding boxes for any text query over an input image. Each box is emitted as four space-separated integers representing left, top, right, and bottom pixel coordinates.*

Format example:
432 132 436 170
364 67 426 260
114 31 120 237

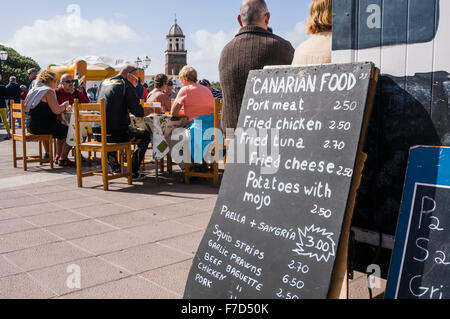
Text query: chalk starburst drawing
293 225 336 263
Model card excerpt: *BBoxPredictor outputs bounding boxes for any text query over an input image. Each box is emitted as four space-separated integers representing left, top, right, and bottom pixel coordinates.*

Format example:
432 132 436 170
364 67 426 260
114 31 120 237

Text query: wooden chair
74 99 132 191
135 100 167 173
11 100 54 171
184 98 225 187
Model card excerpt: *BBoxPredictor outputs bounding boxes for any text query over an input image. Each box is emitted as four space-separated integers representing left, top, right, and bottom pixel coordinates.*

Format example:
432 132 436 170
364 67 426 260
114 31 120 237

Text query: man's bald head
60 73 75 93
119 64 140 87
119 65 138 78
60 73 73 82
239 0 269 27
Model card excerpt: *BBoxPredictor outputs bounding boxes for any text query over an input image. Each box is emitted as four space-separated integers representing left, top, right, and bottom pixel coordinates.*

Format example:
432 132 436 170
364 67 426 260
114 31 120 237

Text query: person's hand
65 104 73 112
61 101 70 111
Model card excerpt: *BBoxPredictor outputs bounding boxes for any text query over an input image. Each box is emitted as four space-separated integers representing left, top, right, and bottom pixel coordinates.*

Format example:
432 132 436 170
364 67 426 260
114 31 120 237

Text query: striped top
211 88 223 100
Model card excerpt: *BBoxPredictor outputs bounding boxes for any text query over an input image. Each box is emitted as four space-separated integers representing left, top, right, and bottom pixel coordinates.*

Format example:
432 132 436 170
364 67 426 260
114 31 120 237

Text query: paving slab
0 190 26 200
0 273 57 299
24 210 89 227
158 231 205 257
0 217 36 235
28 257 130 296
56 197 110 210
68 230 148 255
0 255 23 278
0 196 45 209
71 203 136 218
3 241 93 272
101 242 192 275
114 196 181 210
141 259 193 297
126 220 200 243
14 185 71 196
97 211 160 229
175 212 215 229
61 276 178 299
34 190 91 203
0 228 61 254
0 211 15 221
1 202 63 218
45 219 117 240
148 203 211 221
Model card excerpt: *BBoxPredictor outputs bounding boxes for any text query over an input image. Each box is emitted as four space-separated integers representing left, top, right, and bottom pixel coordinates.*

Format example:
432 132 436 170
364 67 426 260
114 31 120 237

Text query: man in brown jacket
219 0 295 131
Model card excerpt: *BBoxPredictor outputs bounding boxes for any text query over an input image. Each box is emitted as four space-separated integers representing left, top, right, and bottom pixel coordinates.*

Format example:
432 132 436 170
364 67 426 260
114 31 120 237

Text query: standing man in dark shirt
6 76 22 128
6 76 21 103
135 78 144 100
219 0 295 130
0 74 12 140
97 65 150 180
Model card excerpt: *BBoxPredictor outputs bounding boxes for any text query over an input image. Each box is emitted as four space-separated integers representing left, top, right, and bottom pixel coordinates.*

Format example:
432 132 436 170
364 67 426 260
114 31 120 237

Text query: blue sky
0 0 311 81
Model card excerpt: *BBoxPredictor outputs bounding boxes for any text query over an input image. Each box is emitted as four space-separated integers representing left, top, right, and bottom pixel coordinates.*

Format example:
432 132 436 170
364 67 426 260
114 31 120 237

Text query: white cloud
6 5 140 68
188 29 237 82
281 20 309 49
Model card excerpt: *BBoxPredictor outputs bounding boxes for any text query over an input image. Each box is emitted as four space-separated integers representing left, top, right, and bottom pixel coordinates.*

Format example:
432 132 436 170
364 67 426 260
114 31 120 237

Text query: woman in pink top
171 66 214 122
171 66 222 164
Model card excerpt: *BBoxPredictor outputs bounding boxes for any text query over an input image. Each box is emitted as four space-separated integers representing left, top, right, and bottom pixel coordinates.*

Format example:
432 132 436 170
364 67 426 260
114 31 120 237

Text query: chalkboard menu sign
386 146 450 299
184 62 378 299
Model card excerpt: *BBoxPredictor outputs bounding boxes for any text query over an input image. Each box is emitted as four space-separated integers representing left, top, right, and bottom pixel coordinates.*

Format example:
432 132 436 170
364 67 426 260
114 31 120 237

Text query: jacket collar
235 25 272 37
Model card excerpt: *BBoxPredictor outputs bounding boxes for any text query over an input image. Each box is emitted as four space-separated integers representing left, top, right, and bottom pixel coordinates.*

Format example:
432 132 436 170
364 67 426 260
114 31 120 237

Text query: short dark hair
154 74 168 89
240 0 268 25
199 79 211 87
167 80 174 87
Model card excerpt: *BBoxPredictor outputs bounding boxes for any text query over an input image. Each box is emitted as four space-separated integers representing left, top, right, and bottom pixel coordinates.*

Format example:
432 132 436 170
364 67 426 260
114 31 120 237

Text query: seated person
24 70 74 166
146 74 171 114
167 80 177 101
199 79 223 100
96 65 151 181
51 73 90 162
171 66 223 165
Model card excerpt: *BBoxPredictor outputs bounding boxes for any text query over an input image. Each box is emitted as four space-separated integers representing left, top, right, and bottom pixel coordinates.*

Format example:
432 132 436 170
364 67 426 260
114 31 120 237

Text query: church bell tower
165 18 187 76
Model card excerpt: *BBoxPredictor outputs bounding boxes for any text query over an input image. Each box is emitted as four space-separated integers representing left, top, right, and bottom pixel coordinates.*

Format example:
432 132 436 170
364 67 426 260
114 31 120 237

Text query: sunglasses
63 80 75 84
128 73 139 82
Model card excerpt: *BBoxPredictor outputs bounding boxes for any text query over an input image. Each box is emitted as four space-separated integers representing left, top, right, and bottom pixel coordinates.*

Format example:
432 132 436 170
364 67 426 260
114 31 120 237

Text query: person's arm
78 89 90 103
162 94 172 113
170 88 186 116
45 90 71 114
125 84 144 117
170 102 182 117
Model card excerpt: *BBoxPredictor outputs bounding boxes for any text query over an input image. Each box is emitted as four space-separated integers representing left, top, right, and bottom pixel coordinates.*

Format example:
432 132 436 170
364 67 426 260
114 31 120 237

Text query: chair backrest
11 100 26 136
213 98 223 161
74 98 106 147
214 98 223 132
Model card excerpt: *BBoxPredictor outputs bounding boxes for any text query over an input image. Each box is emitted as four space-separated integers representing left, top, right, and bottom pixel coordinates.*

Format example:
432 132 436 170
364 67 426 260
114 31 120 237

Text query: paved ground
0 126 385 299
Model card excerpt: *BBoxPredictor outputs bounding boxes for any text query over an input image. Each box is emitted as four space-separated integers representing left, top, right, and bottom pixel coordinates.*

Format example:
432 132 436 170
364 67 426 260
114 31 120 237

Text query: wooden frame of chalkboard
184 62 379 299
386 146 450 299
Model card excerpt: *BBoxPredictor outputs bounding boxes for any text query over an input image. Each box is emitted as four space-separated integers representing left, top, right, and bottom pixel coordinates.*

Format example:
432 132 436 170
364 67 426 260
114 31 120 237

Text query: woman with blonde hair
25 70 74 166
171 65 223 165
292 0 332 65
